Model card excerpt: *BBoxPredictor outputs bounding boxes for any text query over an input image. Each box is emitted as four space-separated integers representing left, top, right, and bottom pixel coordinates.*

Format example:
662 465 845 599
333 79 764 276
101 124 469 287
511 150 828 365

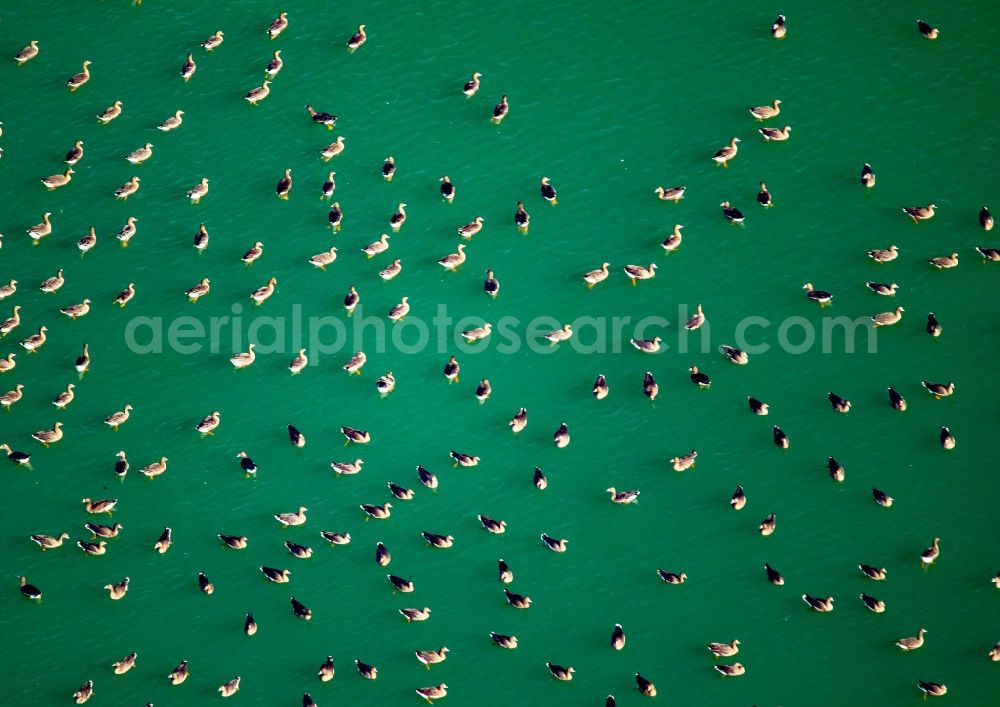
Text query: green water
3 1 1000 705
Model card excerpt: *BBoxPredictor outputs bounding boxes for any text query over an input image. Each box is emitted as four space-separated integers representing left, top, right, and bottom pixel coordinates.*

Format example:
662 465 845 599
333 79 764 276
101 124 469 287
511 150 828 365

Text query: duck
140 456 168 478
686 304 706 330
274 506 308 527
390 202 408 230
126 143 153 165
14 40 39 65
116 217 138 246
715 663 745 677
328 202 343 230
860 592 886 612
553 422 570 448
858 565 886 581
721 201 744 223
38 269 65 294
401 607 431 622
381 155 396 181
41 168 74 190
980 206 994 231
866 281 898 296
347 24 367 50
27 212 52 242
546 663 574 681
343 351 366 374
887 387 907 411
461 322 491 342
66 60 92 90
260 565 291 583
115 177 140 200
77 228 97 254
83 498 117 515
86 522 123 539
288 423 306 447
989 642 1000 661
828 457 845 482
509 407 527 433
759 125 791 141
169 661 191 685
32 421 63 446
19 575 42 600
477 270 500 299
438 243 467 271
772 14 786 38
540 533 568 552
72 680 93 703
265 50 283 76
1 384 24 409
374 541 390 565
418 465 438 489
245 79 271 104
469 378 489 402
440 175 455 201
540 177 558 204
0 304 21 336
180 52 196 81
218 677 240 697
579 262 611 288
187 177 209 203
245 613 257 635
940 426 955 450
186 278 210 301
422 532 453 549
872 486 894 508
330 458 363 475
491 95 509 123
903 204 936 223
388 481 415 500
773 426 789 448
671 449 697 471
504 587 531 608
594 374 609 399
514 201 530 231
871 306 904 326
21 326 47 352
236 450 257 475
463 72 481 96
623 263 657 285
322 136 346 160
309 247 338 270
798 284 834 307
355 659 378 679
759 512 776 536
196 411 221 434
250 277 277 303
193 224 210 250
240 241 264 265
52 383 75 408
861 163 876 187
929 252 958 269
268 11 288 39
657 569 687 584
158 109 184 131
750 99 781 120
360 502 391 519
201 30 224 50
498 559 513 583
662 225 683 251
917 20 939 39
605 624 626 651
713 137 740 166
917 681 947 698
154 527 172 553
451 450 479 467
828 392 851 412
104 577 129 600
479 514 506 534
763 562 784 585
320 171 336 199
922 380 954 398
64 141 85 166
708 639 740 658
0 282 17 305
545 324 573 344
867 244 898 262
416 684 448 703
486 632 517 649
458 216 485 239
802 594 834 612
377 372 396 395
921 537 940 565
654 185 686 202
276 168 292 198
30 531 69 550
318 656 335 682
689 366 711 387
731 485 747 510
288 349 308 374
976 246 1000 261
721 345 748 364
219 533 248 549
77 539 107 556
607 487 640 504
291 596 312 619
305 104 337 129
